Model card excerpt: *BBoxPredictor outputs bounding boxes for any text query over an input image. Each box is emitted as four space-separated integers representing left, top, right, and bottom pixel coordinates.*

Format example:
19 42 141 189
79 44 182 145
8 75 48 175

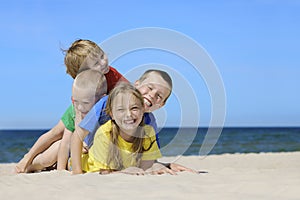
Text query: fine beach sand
1 152 299 200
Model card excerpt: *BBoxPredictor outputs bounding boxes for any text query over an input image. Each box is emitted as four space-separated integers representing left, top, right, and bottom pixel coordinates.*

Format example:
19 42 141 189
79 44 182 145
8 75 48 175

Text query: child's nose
78 104 84 112
148 89 156 98
125 109 131 117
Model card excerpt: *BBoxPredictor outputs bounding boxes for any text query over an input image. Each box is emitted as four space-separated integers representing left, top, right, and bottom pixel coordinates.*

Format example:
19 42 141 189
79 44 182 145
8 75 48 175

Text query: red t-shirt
105 66 129 93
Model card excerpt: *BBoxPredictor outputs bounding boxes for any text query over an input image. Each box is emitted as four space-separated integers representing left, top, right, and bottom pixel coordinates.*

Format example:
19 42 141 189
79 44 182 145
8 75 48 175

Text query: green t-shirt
61 104 75 132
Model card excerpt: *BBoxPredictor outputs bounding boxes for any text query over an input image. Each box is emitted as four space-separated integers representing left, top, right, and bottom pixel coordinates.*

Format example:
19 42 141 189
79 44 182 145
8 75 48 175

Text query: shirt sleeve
105 66 129 92
79 95 110 147
61 105 75 132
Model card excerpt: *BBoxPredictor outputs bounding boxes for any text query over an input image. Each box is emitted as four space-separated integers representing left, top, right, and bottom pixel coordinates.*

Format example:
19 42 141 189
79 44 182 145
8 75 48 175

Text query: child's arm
118 161 157 175
119 167 145 175
145 162 177 175
15 120 65 173
168 163 197 173
70 126 89 174
57 128 73 170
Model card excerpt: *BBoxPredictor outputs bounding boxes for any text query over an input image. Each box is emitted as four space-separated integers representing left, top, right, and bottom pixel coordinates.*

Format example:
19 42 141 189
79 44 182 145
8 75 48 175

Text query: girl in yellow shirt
81 83 162 174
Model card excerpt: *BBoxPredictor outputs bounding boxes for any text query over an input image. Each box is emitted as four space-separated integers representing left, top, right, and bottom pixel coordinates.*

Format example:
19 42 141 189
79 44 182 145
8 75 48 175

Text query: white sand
1 152 299 200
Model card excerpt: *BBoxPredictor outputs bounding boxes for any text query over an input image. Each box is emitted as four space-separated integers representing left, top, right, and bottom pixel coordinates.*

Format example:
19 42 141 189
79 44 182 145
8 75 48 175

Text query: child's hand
82 142 89 154
119 167 145 175
169 163 198 173
145 162 177 175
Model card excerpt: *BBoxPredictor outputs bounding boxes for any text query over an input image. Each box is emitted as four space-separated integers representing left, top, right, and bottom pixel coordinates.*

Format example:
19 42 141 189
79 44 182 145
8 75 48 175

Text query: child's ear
134 80 140 87
159 102 165 108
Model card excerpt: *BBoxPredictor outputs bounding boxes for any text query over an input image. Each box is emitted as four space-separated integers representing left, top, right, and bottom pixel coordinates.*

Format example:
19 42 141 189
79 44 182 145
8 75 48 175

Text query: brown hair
73 69 107 100
63 39 104 79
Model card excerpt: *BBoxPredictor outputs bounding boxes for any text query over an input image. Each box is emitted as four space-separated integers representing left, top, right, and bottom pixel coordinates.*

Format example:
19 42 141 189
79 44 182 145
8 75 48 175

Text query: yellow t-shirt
82 120 162 172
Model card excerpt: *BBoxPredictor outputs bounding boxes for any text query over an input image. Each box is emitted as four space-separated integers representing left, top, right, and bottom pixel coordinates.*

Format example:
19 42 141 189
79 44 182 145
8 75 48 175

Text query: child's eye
131 106 139 110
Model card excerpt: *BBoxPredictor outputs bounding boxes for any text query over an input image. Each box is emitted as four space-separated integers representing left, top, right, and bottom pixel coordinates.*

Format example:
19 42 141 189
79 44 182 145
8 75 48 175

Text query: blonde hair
73 69 107 100
105 83 145 170
63 39 104 79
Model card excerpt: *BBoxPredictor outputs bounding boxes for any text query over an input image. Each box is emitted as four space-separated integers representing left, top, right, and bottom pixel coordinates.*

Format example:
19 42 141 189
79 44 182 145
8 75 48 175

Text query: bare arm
169 162 197 173
15 120 65 173
116 160 156 175
70 126 88 174
117 160 166 176
145 161 177 175
57 128 73 170
152 161 197 174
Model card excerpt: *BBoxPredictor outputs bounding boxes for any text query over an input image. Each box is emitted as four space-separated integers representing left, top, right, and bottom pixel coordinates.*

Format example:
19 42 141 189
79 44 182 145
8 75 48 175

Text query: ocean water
0 127 299 163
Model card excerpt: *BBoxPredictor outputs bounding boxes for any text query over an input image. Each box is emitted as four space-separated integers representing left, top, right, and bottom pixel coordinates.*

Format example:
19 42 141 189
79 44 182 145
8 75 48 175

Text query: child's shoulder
144 124 156 137
94 95 109 109
96 120 112 137
96 95 108 103
100 120 112 130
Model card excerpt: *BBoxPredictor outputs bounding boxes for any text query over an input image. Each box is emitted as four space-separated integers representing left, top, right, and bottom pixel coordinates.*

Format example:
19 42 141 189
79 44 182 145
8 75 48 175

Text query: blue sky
0 0 299 129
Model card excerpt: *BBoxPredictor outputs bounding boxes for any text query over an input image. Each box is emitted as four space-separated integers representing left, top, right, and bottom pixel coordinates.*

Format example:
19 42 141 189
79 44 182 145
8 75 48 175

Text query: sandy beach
1 152 299 200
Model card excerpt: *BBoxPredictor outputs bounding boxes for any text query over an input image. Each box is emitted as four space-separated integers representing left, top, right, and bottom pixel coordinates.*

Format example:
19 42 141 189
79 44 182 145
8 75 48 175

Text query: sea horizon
1 127 300 163
1 125 300 131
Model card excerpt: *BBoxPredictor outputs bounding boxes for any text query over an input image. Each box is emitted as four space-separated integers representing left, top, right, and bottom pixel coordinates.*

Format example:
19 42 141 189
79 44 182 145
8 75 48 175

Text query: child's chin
144 106 151 113
123 125 139 131
80 113 87 119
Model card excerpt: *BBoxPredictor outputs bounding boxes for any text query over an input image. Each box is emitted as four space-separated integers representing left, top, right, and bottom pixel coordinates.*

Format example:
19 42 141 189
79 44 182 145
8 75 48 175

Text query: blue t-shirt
79 95 159 148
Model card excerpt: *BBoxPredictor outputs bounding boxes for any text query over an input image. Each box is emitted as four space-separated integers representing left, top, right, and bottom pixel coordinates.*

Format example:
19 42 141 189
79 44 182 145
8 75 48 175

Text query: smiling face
110 92 144 138
135 71 171 113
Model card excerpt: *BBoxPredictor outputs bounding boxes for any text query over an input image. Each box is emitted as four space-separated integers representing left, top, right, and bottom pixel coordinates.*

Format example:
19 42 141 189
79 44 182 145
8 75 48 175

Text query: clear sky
0 0 299 129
